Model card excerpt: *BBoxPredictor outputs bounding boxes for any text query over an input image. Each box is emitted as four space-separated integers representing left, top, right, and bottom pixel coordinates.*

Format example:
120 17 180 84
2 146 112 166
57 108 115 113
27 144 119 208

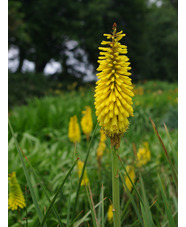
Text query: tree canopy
8 0 177 81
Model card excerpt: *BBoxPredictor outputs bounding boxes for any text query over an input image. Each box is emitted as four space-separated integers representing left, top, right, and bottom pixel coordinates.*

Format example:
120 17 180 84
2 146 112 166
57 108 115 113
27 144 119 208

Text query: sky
8 41 96 82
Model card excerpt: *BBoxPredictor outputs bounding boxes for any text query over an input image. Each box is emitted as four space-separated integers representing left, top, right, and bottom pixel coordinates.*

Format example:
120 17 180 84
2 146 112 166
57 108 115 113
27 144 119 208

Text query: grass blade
157 174 176 227
101 184 105 227
140 202 148 227
139 173 155 227
121 191 133 221
85 184 99 227
25 186 29 227
8 119 45 225
66 175 72 227
73 123 98 214
150 118 178 186
69 210 84 227
73 197 107 227
97 186 102 224
40 183 65 227
117 154 144 205
40 158 79 227
16 139 64 226
119 172 144 226
163 122 178 167
162 210 178 227
129 219 140 227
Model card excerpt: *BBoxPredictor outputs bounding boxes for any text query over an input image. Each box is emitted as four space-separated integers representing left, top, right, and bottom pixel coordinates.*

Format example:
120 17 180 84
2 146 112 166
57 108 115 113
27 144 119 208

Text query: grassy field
8 80 178 226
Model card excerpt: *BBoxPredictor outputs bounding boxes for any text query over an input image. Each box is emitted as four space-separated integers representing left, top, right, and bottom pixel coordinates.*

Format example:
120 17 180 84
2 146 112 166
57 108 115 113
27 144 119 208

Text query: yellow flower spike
80 106 93 141
96 141 106 160
96 129 107 170
107 204 114 224
124 165 135 192
136 142 151 167
100 129 107 142
77 160 89 186
94 23 134 148
8 172 26 211
68 115 81 143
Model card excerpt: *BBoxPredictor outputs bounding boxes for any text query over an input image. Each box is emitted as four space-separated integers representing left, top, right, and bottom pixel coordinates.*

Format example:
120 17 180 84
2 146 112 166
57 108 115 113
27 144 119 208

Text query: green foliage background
8 81 178 226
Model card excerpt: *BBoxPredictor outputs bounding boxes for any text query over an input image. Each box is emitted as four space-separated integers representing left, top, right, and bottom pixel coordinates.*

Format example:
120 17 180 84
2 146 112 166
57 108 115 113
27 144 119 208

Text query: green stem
112 147 121 227
67 142 77 226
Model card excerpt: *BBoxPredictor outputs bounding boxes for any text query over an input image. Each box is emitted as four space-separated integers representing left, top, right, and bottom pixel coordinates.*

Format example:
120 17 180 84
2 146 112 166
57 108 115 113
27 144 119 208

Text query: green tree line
8 0 177 81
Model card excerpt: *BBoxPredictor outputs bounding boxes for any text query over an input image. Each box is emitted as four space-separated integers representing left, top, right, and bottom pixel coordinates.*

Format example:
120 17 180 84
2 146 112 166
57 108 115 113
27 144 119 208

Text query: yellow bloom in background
135 101 141 106
8 172 26 211
100 129 107 143
77 160 89 186
68 115 81 143
96 129 107 160
54 89 62 95
94 23 134 148
124 165 135 192
81 106 93 140
107 204 113 224
174 97 178 103
133 86 144 95
67 81 78 90
96 141 106 160
136 142 151 167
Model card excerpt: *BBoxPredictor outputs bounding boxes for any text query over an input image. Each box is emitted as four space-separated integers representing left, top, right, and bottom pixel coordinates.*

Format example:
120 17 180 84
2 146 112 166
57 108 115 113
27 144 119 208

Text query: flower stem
112 147 121 227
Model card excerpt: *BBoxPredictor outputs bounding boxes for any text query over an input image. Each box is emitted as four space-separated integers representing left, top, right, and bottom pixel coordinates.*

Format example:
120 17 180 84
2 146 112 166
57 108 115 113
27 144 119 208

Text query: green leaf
8 119 45 226
67 174 73 227
85 184 99 227
119 172 144 226
73 198 107 227
40 158 78 227
101 184 105 227
118 154 144 205
30 166 64 226
140 173 155 227
73 123 98 214
157 174 176 227
162 210 178 227
150 118 178 187
12 133 64 227
163 122 178 168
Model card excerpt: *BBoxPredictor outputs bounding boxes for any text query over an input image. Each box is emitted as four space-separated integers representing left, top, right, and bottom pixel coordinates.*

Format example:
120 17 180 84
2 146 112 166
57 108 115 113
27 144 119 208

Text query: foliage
8 73 49 108
8 72 87 108
8 0 177 81
8 81 177 226
142 1 178 81
8 0 30 45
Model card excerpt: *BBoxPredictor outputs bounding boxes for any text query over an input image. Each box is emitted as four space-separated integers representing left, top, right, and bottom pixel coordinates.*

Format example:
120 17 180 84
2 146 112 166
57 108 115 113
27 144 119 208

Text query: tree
8 0 177 81
9 0 149 77
143 1 178 81
9 0 31 72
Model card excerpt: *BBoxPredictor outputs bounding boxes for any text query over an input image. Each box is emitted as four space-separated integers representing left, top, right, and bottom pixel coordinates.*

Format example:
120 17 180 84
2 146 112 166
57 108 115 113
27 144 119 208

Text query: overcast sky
8 42 96 81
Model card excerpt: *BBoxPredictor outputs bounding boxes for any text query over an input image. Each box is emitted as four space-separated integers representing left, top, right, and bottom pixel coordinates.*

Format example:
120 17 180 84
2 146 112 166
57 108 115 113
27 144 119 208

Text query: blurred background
8 0 177 108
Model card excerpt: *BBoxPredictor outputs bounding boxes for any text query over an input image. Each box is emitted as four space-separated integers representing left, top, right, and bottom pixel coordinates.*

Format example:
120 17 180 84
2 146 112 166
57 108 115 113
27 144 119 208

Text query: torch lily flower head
94 23 134 148
68 115 81 143
8 172 26 211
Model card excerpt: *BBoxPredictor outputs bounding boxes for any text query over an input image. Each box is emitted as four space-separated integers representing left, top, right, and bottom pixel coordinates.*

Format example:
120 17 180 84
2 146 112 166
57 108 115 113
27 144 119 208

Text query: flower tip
95 25 134 139
112 22 117 30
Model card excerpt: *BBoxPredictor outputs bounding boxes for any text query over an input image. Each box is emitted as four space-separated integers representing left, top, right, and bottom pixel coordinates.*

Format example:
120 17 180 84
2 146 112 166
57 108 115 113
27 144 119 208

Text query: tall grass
8 81 178 226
